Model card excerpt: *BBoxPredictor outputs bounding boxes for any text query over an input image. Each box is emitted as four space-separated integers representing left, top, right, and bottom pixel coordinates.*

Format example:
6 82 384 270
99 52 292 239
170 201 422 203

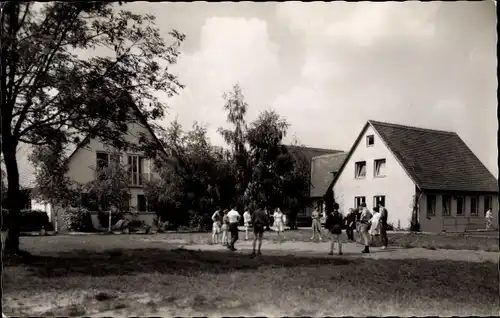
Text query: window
426 195 436 216
137 194 148 212
96 152 110 170
470 197 478 216
374 159 386 177
366 135 374 146
355 161 366 179
373 196 385 209
317 200 324 213
442 195 451 216
128 155 145 186
484 196 492 212
354 196 366 209
456 196 464 216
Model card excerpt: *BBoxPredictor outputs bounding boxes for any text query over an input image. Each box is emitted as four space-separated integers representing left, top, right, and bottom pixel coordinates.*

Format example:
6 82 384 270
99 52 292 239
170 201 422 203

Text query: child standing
211 208 222 244
221 209 230 246
243 208 252 240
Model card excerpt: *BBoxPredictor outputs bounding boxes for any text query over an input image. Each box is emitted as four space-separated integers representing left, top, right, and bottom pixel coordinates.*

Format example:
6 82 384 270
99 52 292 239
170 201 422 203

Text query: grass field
2 233 499 317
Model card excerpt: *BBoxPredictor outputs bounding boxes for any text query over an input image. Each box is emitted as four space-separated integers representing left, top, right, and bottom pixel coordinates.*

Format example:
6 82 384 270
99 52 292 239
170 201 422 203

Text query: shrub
189 213 204 232
386 222 395 231
63 207 95 232
19 209 52 232
410 220 421 232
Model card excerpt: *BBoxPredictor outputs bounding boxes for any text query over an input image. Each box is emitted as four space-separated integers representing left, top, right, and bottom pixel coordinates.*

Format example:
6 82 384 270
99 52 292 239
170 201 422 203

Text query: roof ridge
368 120 457 136
285 145 343 153
312 152 348 160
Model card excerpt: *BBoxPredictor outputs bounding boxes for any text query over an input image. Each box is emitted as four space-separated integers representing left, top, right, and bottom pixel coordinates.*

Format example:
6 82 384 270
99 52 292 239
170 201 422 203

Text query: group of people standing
210 204 286 256
209 201 389 256
311 202 389 254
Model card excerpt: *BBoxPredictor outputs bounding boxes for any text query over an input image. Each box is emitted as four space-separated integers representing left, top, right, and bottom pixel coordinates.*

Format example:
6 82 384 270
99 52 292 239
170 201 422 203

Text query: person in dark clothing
325 203 343 255
251 202 269 256
379 205 389 249
345 208 356 241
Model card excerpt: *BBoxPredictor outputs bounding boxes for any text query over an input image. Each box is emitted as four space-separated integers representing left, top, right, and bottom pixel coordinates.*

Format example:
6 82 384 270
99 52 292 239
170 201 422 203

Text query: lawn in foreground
2 236 498 317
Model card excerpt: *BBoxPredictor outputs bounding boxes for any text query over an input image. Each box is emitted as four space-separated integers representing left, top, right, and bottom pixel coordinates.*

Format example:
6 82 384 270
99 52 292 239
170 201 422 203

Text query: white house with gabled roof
328 120 498 233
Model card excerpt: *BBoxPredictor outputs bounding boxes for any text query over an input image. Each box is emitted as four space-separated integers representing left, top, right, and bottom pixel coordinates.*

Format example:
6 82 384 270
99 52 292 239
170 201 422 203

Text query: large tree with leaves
218 84 251 208
145 120 237 227
245 110 290 212
1 2 184 253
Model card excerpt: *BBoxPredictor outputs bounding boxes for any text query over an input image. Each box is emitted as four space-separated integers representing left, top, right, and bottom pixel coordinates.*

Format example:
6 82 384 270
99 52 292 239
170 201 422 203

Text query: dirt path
183 240 499 263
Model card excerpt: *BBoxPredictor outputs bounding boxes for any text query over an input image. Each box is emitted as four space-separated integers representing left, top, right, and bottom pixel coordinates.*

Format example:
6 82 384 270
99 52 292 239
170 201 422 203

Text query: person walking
311 207 323 241
273 208 285 242
358 203 372 253
227 206 241 251
345 208 356 241
211 207 222 244
243 208 252 240
370 207 381 246
251 202 269 256
485 208 493 230
325 203 343 255
379 205 389 249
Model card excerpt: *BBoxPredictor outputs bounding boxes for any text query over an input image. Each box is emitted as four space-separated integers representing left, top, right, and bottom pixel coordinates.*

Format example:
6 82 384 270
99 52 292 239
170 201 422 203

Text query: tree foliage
29 139 78 208
144 120 237 226
1 2 184 252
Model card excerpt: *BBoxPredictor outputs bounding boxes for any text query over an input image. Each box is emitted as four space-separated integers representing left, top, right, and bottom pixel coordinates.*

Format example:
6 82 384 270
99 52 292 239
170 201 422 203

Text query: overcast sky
122 1 497 175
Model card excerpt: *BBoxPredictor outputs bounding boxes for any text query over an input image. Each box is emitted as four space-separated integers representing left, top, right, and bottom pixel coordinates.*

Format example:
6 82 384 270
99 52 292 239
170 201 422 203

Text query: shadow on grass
3 247 499 316
4 247 352 278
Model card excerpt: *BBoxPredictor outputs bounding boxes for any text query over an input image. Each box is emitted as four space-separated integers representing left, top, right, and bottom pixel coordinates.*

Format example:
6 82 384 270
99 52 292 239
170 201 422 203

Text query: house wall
65 121 160 214
333 125 416 229
419 193 499 232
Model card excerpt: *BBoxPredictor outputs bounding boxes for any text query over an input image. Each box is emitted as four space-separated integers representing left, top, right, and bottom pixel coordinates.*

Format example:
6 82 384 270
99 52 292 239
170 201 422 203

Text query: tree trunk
3 145 21 254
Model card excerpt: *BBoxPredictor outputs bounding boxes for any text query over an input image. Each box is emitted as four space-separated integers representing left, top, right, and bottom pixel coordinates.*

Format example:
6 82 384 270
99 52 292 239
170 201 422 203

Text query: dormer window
367 135 374 147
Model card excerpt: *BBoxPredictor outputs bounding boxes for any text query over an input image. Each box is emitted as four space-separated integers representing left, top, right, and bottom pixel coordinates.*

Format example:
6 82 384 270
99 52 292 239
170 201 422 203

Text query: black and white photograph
1 1 498 316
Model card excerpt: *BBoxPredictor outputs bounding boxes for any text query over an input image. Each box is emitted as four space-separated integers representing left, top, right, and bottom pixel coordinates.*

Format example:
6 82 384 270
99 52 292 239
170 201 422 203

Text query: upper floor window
374 159 386 177
128 155 145 186
366 135 374 147
355 161 366 179
96 152 110 170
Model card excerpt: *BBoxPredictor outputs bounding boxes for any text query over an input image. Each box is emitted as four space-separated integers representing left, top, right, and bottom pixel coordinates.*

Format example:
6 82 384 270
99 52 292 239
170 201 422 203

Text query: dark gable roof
330 120 498 193
369 120 498 192
310 152 348 197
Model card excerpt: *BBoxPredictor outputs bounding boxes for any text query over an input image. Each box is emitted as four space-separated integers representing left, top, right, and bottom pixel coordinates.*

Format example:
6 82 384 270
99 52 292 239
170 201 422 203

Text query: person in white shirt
211 207 222 244
485 209 493 230
273 208 285 242
369 208 381 246
227 207 241 251
243 208 252 240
